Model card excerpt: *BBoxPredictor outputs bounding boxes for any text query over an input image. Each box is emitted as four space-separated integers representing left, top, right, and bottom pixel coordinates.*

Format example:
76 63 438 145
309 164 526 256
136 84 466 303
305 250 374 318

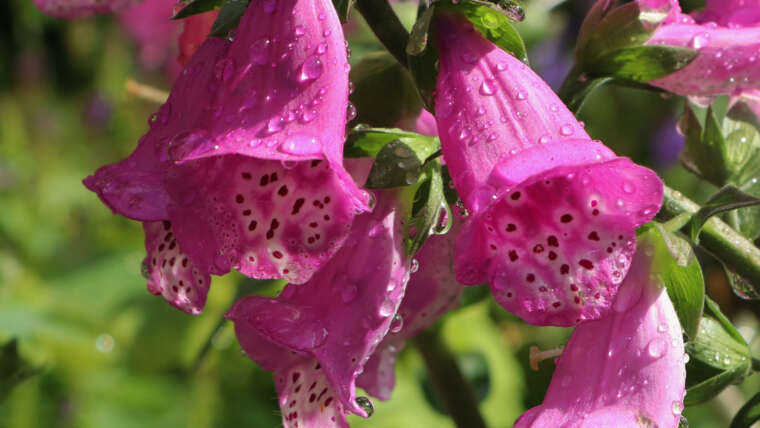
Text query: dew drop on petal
355 396 374 417
299 56 324 82
389 313 403 333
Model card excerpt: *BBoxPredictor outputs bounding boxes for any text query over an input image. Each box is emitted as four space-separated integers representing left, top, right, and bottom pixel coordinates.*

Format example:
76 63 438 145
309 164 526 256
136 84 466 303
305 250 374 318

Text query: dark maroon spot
292 198 305 215
235 194 244 204
307 237 315 244
612 242 617 247
505 223 517 232
574 296 581 304
241 172 252 180
271 219 280 230
179 280 184 286
248 256 255 262
289 400 296 408
168 241 176 250
594 293 601 299
560 264 569 274
311 160 322 167
260 175 269 186
579 259 594 270
548 251 557 260
163 221 171 230
618 235 624 240
315 363 321 369
591 200 598 207
278 185 289 196
607 247 613 254
547 235 559 247
506 292 513 297
526 273 535 282
487 226 494 233
533 244 544 253
552 302 561 308
314 233 321 240
152 257 157 266
510 191 521 200
248 220 258 231
323 215 330 221
169 257 176 266
508 250 519 261
283 269 289 274
592 209 600 216
172 285 179 293
317 388 328 400
587 231 600 241
164 232 173 242
162 260 167 267
266 230 274 239
295 385 301 393
270 172 278 182
309 222 318 228
309 394 316 403
545 180 551 185
292 372 300 383
538 286 547 292
324 196 331 203
158 243 165 252
560 214 573 223
324 397 333 407
309 382 317 391
490 244 497 250
242 209 252 216
570 284 578 291
273 251 283 259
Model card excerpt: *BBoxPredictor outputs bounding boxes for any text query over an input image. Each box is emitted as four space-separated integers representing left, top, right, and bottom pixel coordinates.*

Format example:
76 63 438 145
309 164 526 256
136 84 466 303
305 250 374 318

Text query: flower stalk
355 0 410 68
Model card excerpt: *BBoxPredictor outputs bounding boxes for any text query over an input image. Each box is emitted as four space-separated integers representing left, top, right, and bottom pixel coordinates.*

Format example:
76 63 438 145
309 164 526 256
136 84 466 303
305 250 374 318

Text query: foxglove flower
433 15 663 326
228 185 410 427
646 0 760 96
514 246 687 427
33 0 137 18
118 0 179 69
357 221 462 399
85 0 369 313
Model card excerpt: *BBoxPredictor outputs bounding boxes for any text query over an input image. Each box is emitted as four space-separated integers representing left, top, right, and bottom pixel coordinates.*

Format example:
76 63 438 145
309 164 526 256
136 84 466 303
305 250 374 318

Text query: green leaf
587 45 697 83
439 1 528 63
405 160 451 255
173 0 225 19
209 0 252 38
365 135 440 189
0 339 41 403
344 126 438 158
407 5 435 56
684 298 751 405
557 66 612 114
679 104 730 186
689 185 760 242
332 0 355 24
407 6 438 110
730 392 760 428
349 52 422 128
639 223 705 340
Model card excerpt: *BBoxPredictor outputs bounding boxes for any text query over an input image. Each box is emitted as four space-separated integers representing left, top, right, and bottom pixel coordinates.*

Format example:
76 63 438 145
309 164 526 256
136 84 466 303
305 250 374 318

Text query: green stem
659 186 760 288
355 0 410 68
414 329 487 428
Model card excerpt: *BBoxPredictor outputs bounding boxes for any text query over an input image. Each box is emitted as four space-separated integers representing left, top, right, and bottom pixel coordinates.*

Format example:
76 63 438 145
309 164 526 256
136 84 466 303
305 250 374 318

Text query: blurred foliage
0 0 759 427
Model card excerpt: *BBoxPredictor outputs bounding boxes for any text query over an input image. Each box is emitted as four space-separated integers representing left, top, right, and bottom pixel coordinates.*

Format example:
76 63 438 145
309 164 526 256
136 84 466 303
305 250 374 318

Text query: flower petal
515 247 687 428
228 189 411 420
276 359 350 428
33 0 136 18
143 220 210 314
118 0 179 70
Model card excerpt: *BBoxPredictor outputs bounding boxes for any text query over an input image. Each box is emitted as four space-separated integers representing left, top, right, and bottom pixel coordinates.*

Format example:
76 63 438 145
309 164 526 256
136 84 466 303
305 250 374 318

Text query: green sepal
209 0 251 38
173 0 225 19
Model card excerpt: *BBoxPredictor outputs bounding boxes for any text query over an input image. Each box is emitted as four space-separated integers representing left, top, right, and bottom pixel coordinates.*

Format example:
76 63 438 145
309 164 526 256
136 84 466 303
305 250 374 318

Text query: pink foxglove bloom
84 0 369 314
514 246 687 428
646 0 760 96
357 222 462 399
33 0 137 18
433 15 663 326
118 0 179 70
228 186 410 427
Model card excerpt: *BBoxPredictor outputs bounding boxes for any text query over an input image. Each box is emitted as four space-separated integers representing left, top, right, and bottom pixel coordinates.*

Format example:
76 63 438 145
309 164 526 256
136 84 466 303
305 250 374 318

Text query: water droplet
140 259 150 279
410 259 419 273
515 91 527 101
316 42 328 55
214 58 235 81
479 80 495 95
355 396 374 417
379 297 395 317
690 34 709 49
622 182 635 194
267 116 285 134
346 102 357 121
300 109 316 123
341 283 358 303
657 324 666 333
294 25 305 37
250 38 271 65
559 124 574 136
672 400 683 415
539 134 550 144
495 62 507 72
647 338 668 359
389 314 403 333
299 56 324 82
280 136 321 155
95 334 115 353
683 352 690 364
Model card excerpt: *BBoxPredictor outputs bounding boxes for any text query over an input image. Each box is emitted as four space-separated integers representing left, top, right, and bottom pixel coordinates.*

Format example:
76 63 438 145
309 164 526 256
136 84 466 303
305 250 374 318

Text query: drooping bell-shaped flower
433 14 663 326
85 0 369 313
118 0 179 70
645 0 760 96
228 185 411 427
514 245 687 428
33 0 137 18
356 221 462 400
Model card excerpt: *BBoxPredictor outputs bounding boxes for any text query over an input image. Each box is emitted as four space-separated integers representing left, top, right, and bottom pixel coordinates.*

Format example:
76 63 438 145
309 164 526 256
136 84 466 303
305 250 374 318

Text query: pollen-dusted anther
528 345 564 371
432 13 663 326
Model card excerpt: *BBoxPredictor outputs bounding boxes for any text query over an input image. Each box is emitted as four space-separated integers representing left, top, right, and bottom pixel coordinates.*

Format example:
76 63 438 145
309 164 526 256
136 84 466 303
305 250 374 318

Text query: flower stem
355 0 410 68
413 328 487 428
658 186 760 288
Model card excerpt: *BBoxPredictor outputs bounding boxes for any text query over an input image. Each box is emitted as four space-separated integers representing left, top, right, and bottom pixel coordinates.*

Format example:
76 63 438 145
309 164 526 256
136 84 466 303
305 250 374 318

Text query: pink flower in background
357 220 462 400
228 184 410 427
515 245 687 428
33 0 137 18
84 0 369 313
178 10 220 66
433 14 662 327
118 0 179 70
646 0 760 96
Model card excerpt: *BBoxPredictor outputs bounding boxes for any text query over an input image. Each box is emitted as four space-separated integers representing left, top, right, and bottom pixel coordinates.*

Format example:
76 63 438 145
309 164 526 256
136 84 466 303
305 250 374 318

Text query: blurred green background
0 0 758 427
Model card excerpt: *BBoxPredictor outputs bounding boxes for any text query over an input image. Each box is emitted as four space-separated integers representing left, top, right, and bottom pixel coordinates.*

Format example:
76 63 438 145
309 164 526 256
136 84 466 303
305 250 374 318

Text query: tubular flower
33 0 137 18
433 15 663 326
118 0 179 70
84 0 369 313
356 221 462 400
514 245 687 428
228 186 411 427
646 0 760 96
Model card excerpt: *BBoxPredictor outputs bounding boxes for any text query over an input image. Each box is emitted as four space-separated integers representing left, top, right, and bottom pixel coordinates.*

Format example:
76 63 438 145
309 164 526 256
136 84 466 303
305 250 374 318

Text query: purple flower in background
118 0 179 70
85 0 369 313
357 220 462 400
228 180 410 427
33 0 137 18
433 14 663 327
646 0 760 96
515 245 687 428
